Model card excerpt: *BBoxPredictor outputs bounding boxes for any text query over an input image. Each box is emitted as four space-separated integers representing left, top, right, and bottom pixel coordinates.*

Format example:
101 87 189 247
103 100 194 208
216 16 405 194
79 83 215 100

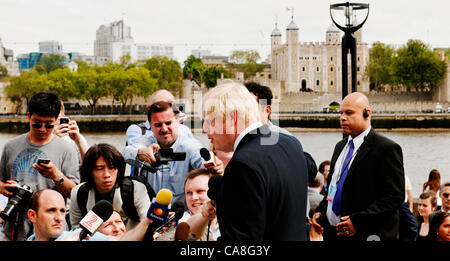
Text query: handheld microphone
79 200 114 241
147 188 173 224
206 175 222 241
207 174 223 206
143 188 173 241
155 200 185 232
200 148 216 168
174 222 193 241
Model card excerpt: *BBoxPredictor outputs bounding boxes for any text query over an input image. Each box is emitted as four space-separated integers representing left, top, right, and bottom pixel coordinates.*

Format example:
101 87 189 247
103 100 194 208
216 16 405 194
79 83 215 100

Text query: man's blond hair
202 82 261 128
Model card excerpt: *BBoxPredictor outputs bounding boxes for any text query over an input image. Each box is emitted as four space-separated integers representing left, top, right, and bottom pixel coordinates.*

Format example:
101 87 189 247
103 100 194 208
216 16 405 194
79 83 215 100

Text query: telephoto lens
0 184 33 222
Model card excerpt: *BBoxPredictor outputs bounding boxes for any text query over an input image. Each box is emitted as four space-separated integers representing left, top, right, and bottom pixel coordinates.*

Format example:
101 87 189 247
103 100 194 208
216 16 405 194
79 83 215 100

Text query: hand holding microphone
79 200 114 241
200 148 224 175
147 188 173 224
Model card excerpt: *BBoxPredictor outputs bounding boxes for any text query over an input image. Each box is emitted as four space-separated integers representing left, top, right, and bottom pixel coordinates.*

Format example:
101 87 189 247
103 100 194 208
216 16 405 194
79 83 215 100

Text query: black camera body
157 148 186 164
0 184 33 222
144 148 186 173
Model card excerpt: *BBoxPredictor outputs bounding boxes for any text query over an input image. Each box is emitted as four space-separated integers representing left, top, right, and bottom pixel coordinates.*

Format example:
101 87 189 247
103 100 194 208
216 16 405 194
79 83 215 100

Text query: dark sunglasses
31 123 55 129
443 193 450 198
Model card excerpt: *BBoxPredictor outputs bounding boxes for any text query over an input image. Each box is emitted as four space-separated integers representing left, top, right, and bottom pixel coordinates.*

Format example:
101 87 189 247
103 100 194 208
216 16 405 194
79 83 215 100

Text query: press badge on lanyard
327 185 336 202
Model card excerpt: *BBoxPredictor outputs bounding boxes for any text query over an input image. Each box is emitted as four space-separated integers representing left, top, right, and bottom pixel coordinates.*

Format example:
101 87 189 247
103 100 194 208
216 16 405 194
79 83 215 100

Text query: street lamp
330 2 369 99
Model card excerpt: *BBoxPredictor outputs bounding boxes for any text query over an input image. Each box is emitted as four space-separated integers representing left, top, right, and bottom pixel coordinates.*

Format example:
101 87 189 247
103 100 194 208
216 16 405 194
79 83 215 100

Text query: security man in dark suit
311 92 405 241
202 82 309 241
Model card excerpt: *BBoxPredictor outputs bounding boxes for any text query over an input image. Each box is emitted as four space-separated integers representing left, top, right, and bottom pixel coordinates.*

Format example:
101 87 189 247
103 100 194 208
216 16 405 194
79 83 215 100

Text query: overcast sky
0 0 449 63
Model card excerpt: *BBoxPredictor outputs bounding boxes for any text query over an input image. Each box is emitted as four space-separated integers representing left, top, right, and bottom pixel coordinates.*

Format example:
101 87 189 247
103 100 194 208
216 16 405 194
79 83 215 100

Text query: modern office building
94 20 174 62
39 41 63 54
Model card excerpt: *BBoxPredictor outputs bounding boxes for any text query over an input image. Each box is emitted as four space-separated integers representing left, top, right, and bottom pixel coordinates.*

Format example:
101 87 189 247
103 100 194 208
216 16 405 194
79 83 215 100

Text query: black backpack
76 176 156 222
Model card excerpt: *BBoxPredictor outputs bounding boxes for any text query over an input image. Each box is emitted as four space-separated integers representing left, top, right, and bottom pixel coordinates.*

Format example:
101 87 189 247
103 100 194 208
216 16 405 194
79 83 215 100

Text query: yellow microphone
147 188 173 224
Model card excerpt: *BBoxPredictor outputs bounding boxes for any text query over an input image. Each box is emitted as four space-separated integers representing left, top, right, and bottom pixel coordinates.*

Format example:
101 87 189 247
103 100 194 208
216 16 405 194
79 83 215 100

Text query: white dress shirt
326 126 372 226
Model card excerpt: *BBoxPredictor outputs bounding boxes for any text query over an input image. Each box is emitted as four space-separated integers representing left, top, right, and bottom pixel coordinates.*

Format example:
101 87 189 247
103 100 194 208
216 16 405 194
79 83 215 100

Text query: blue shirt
27 228 111 241
123 125 203 203
126 121 151 146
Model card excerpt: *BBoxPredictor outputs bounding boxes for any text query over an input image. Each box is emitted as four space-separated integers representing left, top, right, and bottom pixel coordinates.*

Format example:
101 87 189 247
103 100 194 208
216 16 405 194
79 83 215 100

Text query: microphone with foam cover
174 222 191 241
207 174 223 206
200 148 216 168
79 200 114 241
147 188 173 224
143 188 174 241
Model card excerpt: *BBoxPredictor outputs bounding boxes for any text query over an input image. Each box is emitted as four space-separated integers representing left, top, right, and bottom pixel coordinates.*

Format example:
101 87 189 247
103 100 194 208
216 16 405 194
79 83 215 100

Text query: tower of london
270 16 370 94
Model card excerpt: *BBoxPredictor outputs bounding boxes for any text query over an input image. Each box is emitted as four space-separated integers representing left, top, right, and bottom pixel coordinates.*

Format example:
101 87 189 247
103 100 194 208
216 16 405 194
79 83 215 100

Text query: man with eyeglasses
0 91 80 241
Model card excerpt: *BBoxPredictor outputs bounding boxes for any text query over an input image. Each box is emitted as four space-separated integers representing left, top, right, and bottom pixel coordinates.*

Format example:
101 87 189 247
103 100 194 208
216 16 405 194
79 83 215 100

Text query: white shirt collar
348 125 371 151
233 121 263 151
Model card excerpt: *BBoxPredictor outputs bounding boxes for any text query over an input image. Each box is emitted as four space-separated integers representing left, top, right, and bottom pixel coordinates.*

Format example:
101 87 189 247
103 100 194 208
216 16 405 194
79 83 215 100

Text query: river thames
0 130 448 198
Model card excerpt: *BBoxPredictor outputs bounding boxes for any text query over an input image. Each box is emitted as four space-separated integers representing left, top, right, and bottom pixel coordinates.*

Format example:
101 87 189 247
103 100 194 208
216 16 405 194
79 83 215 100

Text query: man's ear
265 105 272 116
28 209 37 224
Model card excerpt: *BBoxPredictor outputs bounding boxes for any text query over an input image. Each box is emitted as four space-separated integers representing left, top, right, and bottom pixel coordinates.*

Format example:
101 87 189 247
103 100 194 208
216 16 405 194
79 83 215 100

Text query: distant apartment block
191 49 211 58
94 20 173 62
94 20 133 58
39 41 63 54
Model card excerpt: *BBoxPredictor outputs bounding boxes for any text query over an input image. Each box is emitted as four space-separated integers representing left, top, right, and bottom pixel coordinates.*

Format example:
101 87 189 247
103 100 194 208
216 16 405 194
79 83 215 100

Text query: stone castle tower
270 16 369 94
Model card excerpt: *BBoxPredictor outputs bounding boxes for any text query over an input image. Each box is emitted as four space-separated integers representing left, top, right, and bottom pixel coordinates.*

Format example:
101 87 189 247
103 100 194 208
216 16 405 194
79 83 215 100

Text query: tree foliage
227 49 265 79
391 40 447 90
203 66 231 88
366 39 447 91
140 56 182 95
0 65 8 79
364 42 395 91
36 53 67 74
2 55 182 114
182 55 205 83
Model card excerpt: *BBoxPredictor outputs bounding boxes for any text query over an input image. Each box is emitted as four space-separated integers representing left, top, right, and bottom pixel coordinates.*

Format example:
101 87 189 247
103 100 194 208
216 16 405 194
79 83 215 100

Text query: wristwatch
54 176 65 186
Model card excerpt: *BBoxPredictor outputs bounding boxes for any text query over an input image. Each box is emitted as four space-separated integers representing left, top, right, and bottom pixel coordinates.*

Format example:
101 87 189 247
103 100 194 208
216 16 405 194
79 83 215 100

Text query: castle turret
326 23 340 44
286 16 299 92
286 17 299 45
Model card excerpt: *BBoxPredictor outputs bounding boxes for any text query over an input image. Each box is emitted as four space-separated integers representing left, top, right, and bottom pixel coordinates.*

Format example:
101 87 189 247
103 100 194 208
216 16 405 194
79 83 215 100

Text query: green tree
203 66 231 88
227 49 265 79
47 68 77 100
4 70 49 113
364 42 395 91
140 56 182 95
391 39 447 91
0 65 8 80
182 55 205 84
116 67 156 113
73 69 108 114
36 53 67 74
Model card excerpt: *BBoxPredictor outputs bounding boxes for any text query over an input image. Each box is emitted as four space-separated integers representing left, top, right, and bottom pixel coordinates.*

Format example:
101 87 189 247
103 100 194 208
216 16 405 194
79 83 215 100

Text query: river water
0 130 448 198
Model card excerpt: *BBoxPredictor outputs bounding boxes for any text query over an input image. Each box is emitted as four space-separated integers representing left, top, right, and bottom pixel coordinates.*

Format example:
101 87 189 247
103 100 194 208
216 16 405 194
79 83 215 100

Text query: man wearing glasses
0 91 80 241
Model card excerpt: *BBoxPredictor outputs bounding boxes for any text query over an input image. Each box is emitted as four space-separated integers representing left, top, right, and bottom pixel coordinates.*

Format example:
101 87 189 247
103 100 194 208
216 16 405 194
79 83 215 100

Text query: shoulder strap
120 177 140 222
136 123 147 135
76 183 90 217
125 123 147 147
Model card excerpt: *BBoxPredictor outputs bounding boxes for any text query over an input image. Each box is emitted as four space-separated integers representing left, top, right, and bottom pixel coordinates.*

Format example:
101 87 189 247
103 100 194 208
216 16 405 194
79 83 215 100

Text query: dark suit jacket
216 124 308 241
316 128 405 241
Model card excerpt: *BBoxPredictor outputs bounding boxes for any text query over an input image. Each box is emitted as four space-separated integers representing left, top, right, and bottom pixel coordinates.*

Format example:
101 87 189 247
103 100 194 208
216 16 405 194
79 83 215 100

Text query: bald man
311 92 405 241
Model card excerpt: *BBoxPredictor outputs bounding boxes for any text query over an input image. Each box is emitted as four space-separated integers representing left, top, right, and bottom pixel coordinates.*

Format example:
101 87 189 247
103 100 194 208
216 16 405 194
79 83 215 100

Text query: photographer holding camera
123 101 223 204
0 91 80 241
